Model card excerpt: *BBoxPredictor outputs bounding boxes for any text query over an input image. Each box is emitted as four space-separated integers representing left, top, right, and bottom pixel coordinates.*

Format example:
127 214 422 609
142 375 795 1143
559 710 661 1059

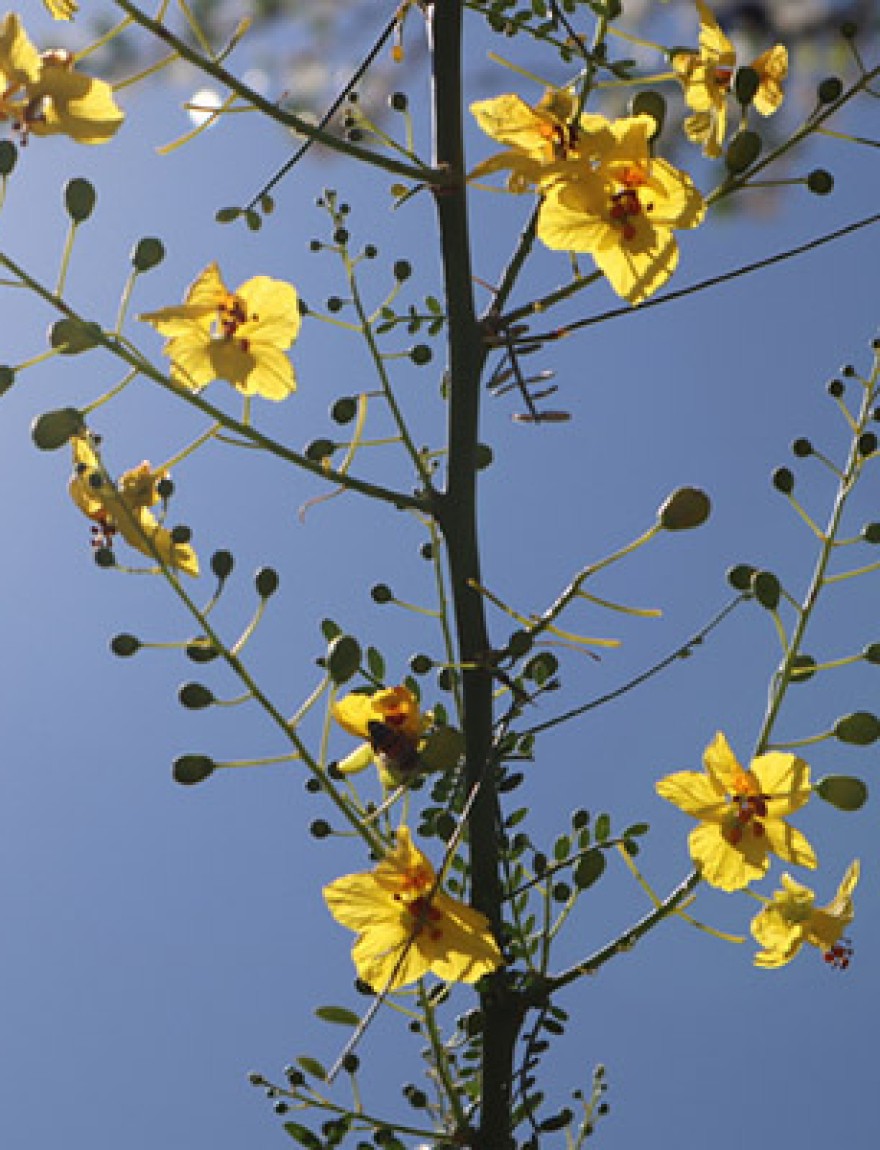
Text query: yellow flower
323 826 503 992
69 433 199 577
673 1 786 157
470 89 588 191
750 44 788 117
44 0 78 19
0 14 123 144
655 731 816 891
537 113 705 305
751 861 859 969
332 685 426 785
140 263 301 400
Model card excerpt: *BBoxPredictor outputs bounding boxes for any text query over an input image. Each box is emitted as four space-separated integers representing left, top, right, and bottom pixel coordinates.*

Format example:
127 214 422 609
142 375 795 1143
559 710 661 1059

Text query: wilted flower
751 861 859 969
69 433 199 576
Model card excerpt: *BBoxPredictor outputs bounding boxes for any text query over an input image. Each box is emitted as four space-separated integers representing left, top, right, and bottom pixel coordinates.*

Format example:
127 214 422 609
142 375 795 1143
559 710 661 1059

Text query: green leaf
295 1056 327 1080
594 813 611 842
573 848 606 890
366 645 386 681
315 1005 359 1026
283 1122 322 1148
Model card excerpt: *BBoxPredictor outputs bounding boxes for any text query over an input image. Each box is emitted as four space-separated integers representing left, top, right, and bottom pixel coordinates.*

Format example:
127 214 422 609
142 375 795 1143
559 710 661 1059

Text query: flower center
404 895 444 941
217 293 259 353
721 793 769 846
608 166 652 242
714 66 733 90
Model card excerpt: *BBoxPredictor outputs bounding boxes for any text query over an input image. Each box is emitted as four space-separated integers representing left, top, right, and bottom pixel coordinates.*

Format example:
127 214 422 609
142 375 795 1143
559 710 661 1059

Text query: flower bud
255 566 279 598
629 90 665 137
834 711 880 745
725 130 762 173
0 139 17 176
790 654 816 683
173 754 215 785
210 549 234 581
64 177 96 223
110 633 140 657
751 569 781 610
814 775 868 810
817 76 843 104
178 682 215 710
49 318 102 355
657 486 711 531
734 66 759 105
807 169 834 195
31 406 83 450
727 563 755 591
131 237 165 272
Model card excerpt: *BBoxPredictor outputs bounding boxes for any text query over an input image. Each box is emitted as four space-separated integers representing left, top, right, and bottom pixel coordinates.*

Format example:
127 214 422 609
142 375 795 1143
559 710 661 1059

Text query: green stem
112 0 440 186
428 5 519 1147
0 250 427 516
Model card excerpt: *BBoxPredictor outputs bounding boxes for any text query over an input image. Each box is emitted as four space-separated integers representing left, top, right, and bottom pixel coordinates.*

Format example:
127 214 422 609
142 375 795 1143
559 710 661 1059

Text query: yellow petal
0 14 41 89
751 751 812 816
752 45 787 116
689 821 767 890
237 275 302 348
762 819 817 870
656 769 725 818
30 67 125 144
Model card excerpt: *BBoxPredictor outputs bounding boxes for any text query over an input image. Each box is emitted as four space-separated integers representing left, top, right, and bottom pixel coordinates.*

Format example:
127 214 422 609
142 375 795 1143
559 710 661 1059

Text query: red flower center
823 939 853 970
722 793 769 846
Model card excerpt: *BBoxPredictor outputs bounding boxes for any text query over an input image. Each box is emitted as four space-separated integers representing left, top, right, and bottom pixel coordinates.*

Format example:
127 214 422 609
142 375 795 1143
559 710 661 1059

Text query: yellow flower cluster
469 1 788 304
656 732 859 970
0 13 123 144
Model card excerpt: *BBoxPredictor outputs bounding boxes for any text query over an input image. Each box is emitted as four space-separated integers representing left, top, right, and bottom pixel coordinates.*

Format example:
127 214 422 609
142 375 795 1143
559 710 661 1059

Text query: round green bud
807 169 834 195
31 406 83 450
331 396 357 424
305 777 321 794
725 130 762 173
363 244 377 259
827 378 845 397
0 139 17 176
389 92 408 112
409 344 432 366
210 549 234 580
310 819 332 839
858 431 877 456
834 710 880 745
551 881 571 902
817 76 843 104
791 437 812 457
475 443 494 470
326 634 362 684
863 643 880 663
170 524 192 544
772 467 794 494
173 754 215 785
255 566 279 598
751 569 781 610
419 541 433 560
842 364 856 377
94 547 115 569
110 633 140 657
629 90 665 136
789 654 816 683
305 438 334 462
0 365 14 396
658 486 711 530
341 1053 360 1075
815 775 869 811
409 653 432 675
131 237 165 272
507 629 533 660
49 317 103 355
64 177 96 223
861 523 880 544
326 296 344 313
734 65 760 105
524 651 559 685
371 583 393 604
393 259 412 281
178 682 215 710
333 227 349 244
186 637 219 664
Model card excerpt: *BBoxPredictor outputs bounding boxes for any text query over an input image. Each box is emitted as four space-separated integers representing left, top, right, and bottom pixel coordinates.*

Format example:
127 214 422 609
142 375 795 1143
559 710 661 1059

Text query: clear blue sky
1 4 878 1148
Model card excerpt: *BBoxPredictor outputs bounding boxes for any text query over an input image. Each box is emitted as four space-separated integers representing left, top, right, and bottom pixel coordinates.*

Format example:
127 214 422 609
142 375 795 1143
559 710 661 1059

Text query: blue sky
1 4 879 1148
